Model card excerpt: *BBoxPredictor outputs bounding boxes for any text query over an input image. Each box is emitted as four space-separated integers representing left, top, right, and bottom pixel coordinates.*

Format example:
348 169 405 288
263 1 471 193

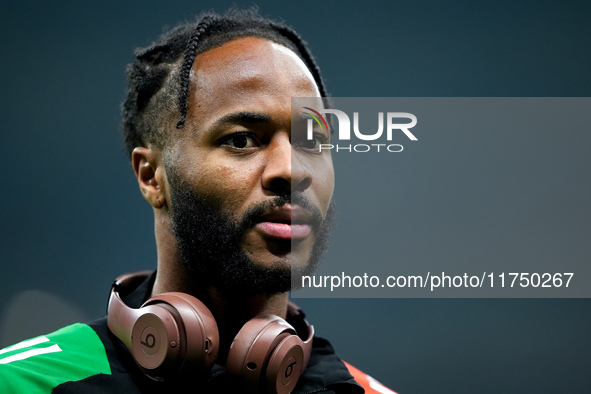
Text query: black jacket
52 274 364 394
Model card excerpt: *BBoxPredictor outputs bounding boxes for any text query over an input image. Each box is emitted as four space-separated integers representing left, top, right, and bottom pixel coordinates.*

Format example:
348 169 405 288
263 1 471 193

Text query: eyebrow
212 111 272 128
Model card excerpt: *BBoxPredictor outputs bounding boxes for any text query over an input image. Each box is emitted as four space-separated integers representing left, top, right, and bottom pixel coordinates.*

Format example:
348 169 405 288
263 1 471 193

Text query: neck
150 210 289 362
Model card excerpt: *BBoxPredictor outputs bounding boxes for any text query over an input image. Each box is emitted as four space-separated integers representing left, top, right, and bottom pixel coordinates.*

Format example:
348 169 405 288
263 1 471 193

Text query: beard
166 165 335 296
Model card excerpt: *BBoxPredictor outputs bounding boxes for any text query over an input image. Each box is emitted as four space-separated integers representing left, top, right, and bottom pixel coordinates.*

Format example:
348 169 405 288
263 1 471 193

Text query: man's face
163 37 334 293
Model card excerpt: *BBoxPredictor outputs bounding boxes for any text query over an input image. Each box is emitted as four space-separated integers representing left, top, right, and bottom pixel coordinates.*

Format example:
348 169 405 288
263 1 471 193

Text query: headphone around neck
107 271 313 394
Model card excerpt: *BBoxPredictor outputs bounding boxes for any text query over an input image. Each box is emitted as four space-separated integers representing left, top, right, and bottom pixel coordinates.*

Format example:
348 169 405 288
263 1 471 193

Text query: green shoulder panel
0 323 111 393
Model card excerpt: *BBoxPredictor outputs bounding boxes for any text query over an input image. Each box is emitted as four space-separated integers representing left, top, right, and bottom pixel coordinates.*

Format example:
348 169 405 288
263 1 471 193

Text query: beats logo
285 360 296 378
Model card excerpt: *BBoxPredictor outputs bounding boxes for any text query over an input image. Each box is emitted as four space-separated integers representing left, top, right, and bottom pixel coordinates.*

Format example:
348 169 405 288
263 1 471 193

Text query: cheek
320 178 335 213
193 161 264 211
313 161 335 212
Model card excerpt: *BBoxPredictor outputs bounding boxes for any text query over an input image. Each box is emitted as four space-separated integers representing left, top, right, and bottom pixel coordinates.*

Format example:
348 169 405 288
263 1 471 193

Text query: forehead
186 36 320 130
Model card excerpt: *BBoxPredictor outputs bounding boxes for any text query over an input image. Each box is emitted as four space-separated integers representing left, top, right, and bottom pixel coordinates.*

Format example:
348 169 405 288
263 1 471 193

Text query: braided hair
121 9 328 158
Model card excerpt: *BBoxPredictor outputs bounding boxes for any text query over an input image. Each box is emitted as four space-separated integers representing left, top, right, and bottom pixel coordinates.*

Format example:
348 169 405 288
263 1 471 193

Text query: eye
221 133 257 149
293 133 328 152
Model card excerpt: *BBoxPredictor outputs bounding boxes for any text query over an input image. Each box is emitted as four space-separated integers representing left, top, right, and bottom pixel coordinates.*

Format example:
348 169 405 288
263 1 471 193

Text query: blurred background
1 1 590 392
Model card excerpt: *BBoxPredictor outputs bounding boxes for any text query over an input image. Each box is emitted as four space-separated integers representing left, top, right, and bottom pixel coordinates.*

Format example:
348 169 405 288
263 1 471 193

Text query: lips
254 205 313 240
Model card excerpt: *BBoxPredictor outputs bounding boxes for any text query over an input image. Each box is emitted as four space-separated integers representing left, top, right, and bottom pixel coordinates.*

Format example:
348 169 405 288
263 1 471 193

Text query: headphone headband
107 270 154 349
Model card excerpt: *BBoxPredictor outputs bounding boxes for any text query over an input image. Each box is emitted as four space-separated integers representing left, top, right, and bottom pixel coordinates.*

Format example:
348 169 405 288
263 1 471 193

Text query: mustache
239 192 324 230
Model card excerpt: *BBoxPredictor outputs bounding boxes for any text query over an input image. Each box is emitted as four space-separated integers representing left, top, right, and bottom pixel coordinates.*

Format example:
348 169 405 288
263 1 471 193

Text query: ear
132 146 167 209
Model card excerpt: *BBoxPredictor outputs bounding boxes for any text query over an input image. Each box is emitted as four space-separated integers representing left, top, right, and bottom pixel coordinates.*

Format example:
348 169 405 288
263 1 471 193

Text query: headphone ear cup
265 335 305 394
129 303 183 380
226 315 305 394
131 292 219 380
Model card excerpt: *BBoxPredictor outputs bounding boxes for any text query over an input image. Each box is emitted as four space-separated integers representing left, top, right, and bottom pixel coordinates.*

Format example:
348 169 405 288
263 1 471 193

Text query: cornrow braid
176 15 218 129
121 9 329 158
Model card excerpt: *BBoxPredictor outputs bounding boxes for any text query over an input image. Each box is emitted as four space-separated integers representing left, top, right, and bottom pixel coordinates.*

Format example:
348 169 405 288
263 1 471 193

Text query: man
0 9 394 394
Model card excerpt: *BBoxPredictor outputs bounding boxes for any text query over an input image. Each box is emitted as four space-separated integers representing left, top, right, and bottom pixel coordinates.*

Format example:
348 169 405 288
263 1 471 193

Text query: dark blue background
1 1 590 392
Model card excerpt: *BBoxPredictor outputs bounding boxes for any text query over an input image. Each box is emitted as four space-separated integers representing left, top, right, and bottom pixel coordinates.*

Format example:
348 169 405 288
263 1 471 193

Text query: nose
261 134 312 194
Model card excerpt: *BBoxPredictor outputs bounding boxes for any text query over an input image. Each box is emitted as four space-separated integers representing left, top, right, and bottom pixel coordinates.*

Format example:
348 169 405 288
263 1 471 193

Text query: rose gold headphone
107 271 313 394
